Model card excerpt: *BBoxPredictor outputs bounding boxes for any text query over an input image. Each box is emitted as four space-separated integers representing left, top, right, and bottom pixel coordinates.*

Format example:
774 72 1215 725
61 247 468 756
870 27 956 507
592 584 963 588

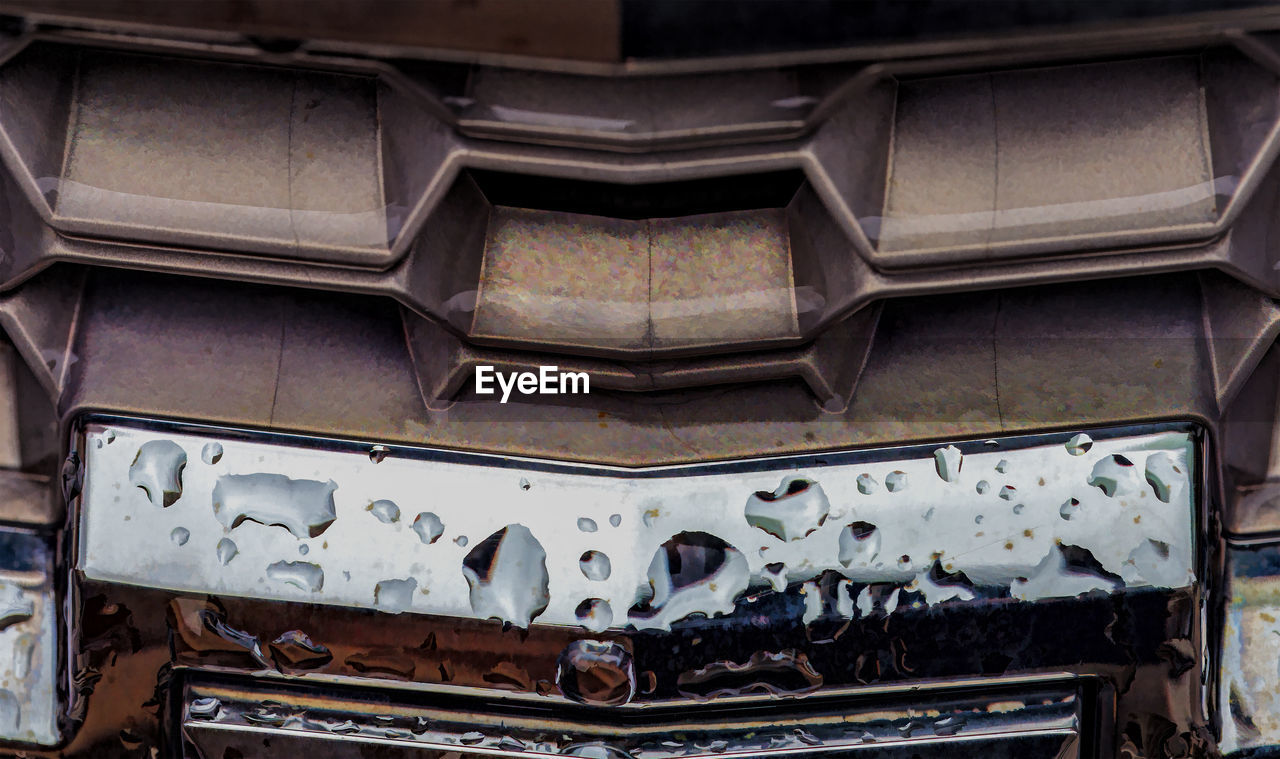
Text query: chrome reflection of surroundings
78 419 1197 631
0 530 59 746
1217 544 1280 753
866 51 1276 265
180 677 1083 759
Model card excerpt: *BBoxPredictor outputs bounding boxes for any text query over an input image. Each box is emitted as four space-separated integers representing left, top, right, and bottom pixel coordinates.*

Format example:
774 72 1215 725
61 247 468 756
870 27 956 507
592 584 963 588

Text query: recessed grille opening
415 168 845 357
869 48 1280 261
467 169 806 219
0 42 445 264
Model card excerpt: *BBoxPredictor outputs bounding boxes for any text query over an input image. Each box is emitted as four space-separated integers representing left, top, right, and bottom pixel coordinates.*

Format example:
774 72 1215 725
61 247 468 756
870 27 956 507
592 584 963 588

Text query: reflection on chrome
0 531 58 745
78 419 1196 632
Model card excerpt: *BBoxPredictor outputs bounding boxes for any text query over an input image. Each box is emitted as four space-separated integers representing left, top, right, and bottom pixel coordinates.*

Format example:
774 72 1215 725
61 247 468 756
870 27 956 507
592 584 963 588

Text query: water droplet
374 577 418 613
1012 503 1024 515
856 473 878 494
455 535 468 547
912 560 977 603
460 731 485 745
995 459 1010 473
795 729 822 746
327 719 361 734
744 477 831 542
934 715 967 736
561 742 635 759
269 630 332 671
369 445 390 463
1011 544 1121 601
1059 498 1081 520
103 428 116 444
855 584 900 617
885 471 908 492
170 526 190 545
412 512 445 544
1088 454 1139 497
266 560 324 592
11 634 34 679
129 440 187 507
677 650 823 700
0 689 19 734
519 477 531 491
1128 538 1189 587
212 473 338 538
497 736 526 752
975 514 984 524
0 582 33 631
462 524 549 628
1065 433 1093 456
1144 452 1182 503
575 598 613 632
556 639 635 705
298 543 309 555
642 509 660 527
216 538 238 565
898 721 925 738
189 697 222 720
761 562 787 591
838 521 880 567
171 599 271 667
630 531 749 630
999 485 1016 500
976 480 990 494
609 514 622 527
367 499 400 524
800 580 824 623
579 550 611 581
578 517 598 533
201 442 223 465
933 445 963 482
345 650 415 679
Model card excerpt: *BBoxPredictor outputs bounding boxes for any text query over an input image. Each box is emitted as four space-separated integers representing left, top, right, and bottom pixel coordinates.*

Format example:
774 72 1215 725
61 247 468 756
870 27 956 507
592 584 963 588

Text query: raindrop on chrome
266 560 324 592
412 512 445 544
580 550 611 581
201 442 223 465
129 440 187 508
216 538 238 565
367 499 400 524
1065 433 1093 456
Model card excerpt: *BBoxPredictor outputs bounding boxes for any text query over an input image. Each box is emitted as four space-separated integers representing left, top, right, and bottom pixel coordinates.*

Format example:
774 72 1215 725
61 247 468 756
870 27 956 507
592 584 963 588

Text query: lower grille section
52 416 1205 757
178 674 1087 759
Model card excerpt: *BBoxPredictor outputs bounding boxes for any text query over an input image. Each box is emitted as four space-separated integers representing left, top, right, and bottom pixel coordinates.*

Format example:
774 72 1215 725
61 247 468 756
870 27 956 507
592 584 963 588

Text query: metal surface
6 267 1240 467
59 51 389 261
177 675 1085 758
1216 543 1280 753
0 35 1277 366
0 529 58 746
78 420 1196 630
877 56 1217 259
472 208 798 352
4 5 1280 758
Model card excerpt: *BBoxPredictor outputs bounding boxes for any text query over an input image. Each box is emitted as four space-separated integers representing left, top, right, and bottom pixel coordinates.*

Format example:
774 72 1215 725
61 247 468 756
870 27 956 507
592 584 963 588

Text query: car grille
3 7 1280 759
